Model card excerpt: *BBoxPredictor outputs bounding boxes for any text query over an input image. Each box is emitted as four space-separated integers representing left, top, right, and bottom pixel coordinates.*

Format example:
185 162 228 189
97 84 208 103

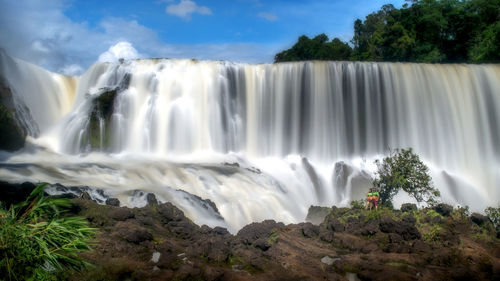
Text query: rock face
50 197 500 281
4 187 498 281
0 77 34 151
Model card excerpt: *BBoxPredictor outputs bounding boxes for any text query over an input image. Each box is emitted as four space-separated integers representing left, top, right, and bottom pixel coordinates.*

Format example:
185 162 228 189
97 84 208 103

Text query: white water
1 54 499 232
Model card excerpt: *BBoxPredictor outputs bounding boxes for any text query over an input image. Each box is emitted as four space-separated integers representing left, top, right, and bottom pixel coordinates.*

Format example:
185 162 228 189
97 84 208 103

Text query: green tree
0 183 95 280
373 148 440 207
274 34 352 62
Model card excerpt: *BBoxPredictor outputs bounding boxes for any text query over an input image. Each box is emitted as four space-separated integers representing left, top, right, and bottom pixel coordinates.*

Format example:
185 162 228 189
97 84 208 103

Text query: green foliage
373 148 440 207
274 34 352 62
350 199 366 210
0 183 95 281
268 229 279 245
275 0 500 63
485 206 500 231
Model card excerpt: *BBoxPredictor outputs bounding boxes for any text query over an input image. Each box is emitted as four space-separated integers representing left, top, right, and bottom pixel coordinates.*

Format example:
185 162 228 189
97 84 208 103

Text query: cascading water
1 53 499 232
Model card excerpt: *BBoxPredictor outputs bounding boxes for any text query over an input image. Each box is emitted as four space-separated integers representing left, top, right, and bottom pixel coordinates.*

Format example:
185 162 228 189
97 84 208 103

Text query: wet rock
300 222 320 238
0 181 36 206
433 203 453 217
146 193 158 206
401 203 417 212
105 197 120 206
470 213 488 226
81 191 92 201
0 79 34 151
158 202 185 223
305 206 331 225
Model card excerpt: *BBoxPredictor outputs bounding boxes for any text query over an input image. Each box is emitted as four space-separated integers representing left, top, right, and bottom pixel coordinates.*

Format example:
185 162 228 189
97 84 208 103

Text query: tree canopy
373 148 440 207
275 0 500 63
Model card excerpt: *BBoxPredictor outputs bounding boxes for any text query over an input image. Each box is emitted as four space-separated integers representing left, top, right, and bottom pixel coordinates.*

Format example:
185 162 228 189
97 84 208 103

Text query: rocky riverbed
1 182 500 280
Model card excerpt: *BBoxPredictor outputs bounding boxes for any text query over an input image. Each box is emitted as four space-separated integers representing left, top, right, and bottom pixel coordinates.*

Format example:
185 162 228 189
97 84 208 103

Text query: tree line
275 0 500 63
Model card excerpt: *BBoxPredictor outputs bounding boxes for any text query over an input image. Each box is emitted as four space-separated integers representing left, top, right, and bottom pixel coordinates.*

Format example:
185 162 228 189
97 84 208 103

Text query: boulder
433 204 453 217
470 213 488 226
105 198 120 207
379 217 420 240
323 217 345 232
300 222 320 238
236 220 284 245
146 193 158 206
401 203 417 212
0 181 36 206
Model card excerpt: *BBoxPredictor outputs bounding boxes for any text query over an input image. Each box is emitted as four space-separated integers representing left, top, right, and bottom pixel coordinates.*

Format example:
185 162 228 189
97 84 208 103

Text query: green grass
0 183 95 281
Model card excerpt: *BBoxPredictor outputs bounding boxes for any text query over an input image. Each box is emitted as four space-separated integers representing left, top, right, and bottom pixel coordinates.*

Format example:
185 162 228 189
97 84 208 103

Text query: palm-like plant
0 183 95 281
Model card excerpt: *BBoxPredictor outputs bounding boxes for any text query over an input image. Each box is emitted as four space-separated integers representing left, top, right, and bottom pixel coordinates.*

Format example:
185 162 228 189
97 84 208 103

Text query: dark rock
323 217 345 232
253 238 271 251
319 230 334 242
169 220 198 239
388 233 403 244
123 228 153 244
212 226 230 236
0 181 36 206
0 80 32 151
81 191 92 201
110 208 134 221
470 213 488 226
360 220 379 236
158 202 185 223
105 198 120 206
379 217 420 240
433 203 453 217
146 193 158 206
411 240 431 253
302 157 324 203
175 189 223 221
236 220 284 245
402 215 417 224
401 203 417 212
300 222 320 238
305 206 331 225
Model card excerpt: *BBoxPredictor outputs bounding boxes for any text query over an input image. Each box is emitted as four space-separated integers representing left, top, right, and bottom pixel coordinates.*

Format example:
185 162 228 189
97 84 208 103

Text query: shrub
0 183 95 280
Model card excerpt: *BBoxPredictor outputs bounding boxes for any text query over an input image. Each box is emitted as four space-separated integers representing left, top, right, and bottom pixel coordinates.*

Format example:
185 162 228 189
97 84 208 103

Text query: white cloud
59 64 84 76
257 12 278 21
98 42 142 63
0 0 279 74
166 0 212 20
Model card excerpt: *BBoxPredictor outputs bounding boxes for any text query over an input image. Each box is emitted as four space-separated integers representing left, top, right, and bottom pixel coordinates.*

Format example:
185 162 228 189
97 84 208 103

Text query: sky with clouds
0 0 405 75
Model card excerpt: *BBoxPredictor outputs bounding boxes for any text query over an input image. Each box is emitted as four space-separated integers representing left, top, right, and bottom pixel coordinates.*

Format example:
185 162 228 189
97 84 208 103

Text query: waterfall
1 55 499 232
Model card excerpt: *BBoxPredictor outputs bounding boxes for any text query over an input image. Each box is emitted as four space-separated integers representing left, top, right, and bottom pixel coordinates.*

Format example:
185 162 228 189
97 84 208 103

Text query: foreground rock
59 198 500 281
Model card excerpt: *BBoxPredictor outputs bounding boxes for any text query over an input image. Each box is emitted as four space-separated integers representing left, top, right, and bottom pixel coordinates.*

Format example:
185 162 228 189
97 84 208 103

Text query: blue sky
0 0 405 75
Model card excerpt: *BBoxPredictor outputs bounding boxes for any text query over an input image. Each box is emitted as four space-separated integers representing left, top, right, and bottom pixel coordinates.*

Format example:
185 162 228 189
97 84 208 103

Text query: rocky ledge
51 197 500 281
